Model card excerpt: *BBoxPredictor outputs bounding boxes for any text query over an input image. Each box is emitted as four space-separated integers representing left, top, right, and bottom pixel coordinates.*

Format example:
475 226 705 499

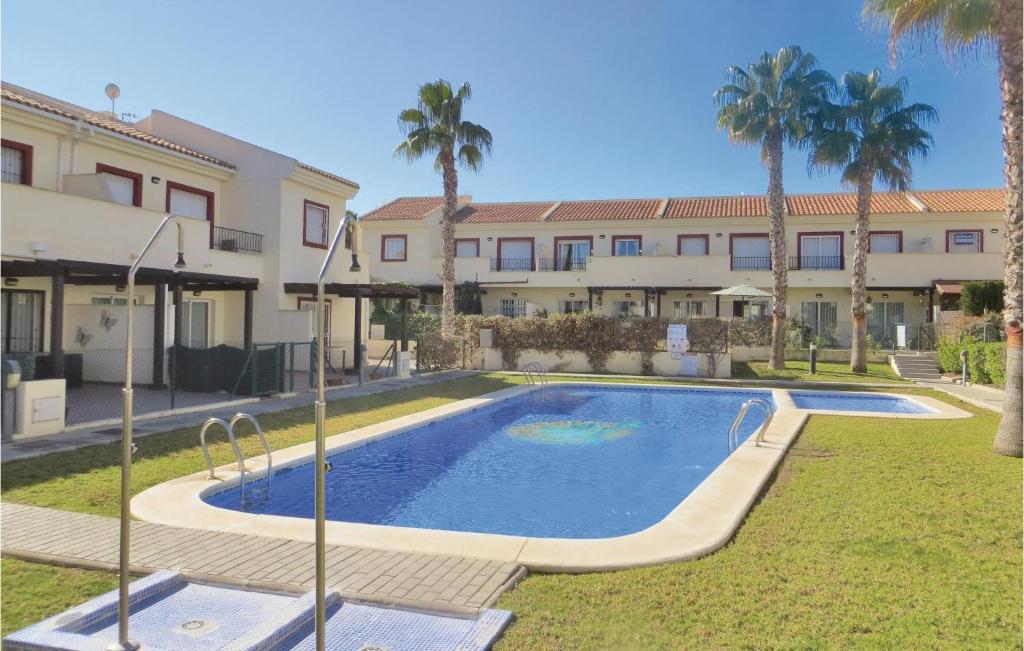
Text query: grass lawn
0 558 118 636
1 373 1019 647
732 360 907 383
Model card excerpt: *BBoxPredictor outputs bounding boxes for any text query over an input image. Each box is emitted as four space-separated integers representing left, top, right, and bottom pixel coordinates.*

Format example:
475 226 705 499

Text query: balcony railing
490 257 535 271
212 225 263 254
731 256 772 270
789 255 844 270
538 257 587 271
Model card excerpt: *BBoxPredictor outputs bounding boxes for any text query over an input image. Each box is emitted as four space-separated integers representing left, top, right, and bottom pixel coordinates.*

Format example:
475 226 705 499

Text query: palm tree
807 69 936 373
395 80 492 335
715 46 835 370
863 0 1022 453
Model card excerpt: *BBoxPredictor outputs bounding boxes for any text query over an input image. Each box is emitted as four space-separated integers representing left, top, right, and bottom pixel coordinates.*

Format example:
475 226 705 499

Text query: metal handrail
370 342 396 379
230 413 272 487
728 398 775 451
521 361 548 386
199 417 247 491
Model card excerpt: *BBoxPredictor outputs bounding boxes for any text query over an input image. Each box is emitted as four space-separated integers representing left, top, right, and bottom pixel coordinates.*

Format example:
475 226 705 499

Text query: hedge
936 335 1006 385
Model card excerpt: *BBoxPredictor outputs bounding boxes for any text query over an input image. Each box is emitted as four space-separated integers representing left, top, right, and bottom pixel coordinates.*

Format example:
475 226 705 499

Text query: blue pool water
205 386 773 539
790 391 933 414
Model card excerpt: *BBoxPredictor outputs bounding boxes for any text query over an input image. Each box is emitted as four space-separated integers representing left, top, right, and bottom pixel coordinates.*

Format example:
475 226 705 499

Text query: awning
1 258 259 291
934 281 962 295
283 282 420 299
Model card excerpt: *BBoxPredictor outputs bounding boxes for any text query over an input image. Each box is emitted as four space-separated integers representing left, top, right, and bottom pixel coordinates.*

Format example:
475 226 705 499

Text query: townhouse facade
360 191 1005 347
0 82 407 390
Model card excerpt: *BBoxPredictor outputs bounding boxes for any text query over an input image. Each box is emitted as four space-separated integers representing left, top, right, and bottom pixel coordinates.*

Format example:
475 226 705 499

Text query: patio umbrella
710 285 771 298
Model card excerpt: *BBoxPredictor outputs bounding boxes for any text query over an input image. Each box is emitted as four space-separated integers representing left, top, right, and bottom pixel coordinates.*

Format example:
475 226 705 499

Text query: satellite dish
104 83 120 100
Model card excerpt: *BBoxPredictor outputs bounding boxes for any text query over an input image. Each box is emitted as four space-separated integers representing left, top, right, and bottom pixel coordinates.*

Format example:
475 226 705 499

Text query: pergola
282 282 420 370
1 257 259 386
587 286 723 317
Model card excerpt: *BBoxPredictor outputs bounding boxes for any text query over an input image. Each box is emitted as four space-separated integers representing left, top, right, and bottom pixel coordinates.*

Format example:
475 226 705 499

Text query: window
560 299 588 313
800 301 838 343
96 164 142 207
868 301 905 345
381 234 407 261
732 298 770 319
869 231 902 254
798 232 843 269
91 295 141 305
2 290 44 353
673 300 705 319
298 297 332 346
180 300 210 348
500 298 527 318
730 234 770 270
167 181 214 246
1 139 32 185
303 200 329 248
554 237 592 270
677 235 708 256
946 230 982 253
455 238 479 257
496 238 534 271
612 236 642 256
613 300 642 318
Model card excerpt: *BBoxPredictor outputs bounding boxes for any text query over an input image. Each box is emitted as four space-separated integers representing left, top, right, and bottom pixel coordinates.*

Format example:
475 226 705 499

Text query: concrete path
1 370 479 463
913 378 1005 413
1 502 524 615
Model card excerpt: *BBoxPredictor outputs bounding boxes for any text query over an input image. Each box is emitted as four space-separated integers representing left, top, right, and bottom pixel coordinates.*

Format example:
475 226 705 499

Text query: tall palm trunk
850 170 873 373
993 0 1023 457
766 129 788 370
440 152 459 337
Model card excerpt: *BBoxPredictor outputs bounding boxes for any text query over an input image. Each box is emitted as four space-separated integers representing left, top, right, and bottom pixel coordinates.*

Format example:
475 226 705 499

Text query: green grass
1 558 118 636
1 373 1019 648
496 390 1022 649
732 360 906 383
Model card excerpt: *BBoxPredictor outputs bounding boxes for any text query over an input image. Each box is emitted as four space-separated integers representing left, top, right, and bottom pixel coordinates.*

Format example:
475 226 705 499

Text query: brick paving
1 503 524 614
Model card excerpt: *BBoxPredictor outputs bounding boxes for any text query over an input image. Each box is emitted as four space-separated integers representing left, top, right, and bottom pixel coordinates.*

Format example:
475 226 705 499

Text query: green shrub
984 343 1007 386
967 342 991 384
937 335 966 373
960 281 1004 316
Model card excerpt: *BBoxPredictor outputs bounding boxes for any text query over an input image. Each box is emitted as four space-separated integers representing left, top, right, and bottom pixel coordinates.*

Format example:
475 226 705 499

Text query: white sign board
681 353 700 376
667 324 689 360
895 323 908 350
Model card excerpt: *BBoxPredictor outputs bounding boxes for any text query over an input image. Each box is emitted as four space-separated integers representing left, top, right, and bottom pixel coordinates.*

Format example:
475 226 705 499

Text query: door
180 299 210 348
732 236 770 269
800 301 838 343
2 290 44 353
556 240 590 270
498 239 533 271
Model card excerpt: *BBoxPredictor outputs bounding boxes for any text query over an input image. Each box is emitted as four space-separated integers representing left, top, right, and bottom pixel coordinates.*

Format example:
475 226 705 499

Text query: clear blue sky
1 0 1003 215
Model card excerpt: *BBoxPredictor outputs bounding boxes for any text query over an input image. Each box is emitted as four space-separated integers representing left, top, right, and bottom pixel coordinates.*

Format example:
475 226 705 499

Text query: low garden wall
730 346 890 364
478 347 732 378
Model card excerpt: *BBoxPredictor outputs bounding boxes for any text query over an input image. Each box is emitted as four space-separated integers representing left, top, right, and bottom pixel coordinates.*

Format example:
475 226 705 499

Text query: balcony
538 257 587 271
212 225 263 254
490 258 535 272
788 255 844 270
730 256 772 271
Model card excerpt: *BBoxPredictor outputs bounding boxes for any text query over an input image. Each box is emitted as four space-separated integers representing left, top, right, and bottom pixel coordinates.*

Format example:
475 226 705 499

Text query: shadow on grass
0 374 518 495
731 361 901 381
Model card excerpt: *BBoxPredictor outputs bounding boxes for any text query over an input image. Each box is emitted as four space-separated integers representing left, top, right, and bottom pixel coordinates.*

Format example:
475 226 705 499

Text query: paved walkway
1 503 523 615
2 370 478 463
913 378 1005 413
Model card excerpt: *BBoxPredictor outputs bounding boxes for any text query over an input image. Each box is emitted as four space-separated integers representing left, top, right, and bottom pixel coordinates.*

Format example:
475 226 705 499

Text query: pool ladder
200 413 273 497
521 362 548 387
728 399 775 452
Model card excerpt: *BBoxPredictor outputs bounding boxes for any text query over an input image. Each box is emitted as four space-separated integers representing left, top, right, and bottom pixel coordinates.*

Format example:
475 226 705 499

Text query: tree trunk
994 0 1023 457
440 153 459 337
766 129 788 370
850 171 873 374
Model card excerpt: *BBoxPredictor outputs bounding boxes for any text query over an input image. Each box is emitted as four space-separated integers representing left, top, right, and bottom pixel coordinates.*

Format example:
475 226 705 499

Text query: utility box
15 379 66 438
396 351 412 378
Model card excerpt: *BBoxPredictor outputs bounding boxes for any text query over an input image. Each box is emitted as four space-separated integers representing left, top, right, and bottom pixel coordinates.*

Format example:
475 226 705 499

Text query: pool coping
132 383 971 573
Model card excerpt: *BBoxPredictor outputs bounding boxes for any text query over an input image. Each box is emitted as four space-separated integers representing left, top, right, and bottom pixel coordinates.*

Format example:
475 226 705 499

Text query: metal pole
314 213 357 651
110 214 184 651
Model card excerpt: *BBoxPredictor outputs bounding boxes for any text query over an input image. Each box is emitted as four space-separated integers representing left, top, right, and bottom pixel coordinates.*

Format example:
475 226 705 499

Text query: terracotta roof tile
913 189 1003 212
296 162 359 190
454 202 554 223
360 196 445 221
1 82 235 170
786 192 916 215
546 199 663 221
664 195 767 218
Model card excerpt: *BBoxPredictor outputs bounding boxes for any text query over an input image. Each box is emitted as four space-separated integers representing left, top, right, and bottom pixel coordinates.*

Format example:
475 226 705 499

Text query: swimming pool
136 382 971 570
790 390 934 414
204 386 774 538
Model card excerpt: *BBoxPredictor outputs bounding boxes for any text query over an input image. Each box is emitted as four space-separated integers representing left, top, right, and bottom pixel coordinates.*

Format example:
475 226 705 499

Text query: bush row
936 335 1006 385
